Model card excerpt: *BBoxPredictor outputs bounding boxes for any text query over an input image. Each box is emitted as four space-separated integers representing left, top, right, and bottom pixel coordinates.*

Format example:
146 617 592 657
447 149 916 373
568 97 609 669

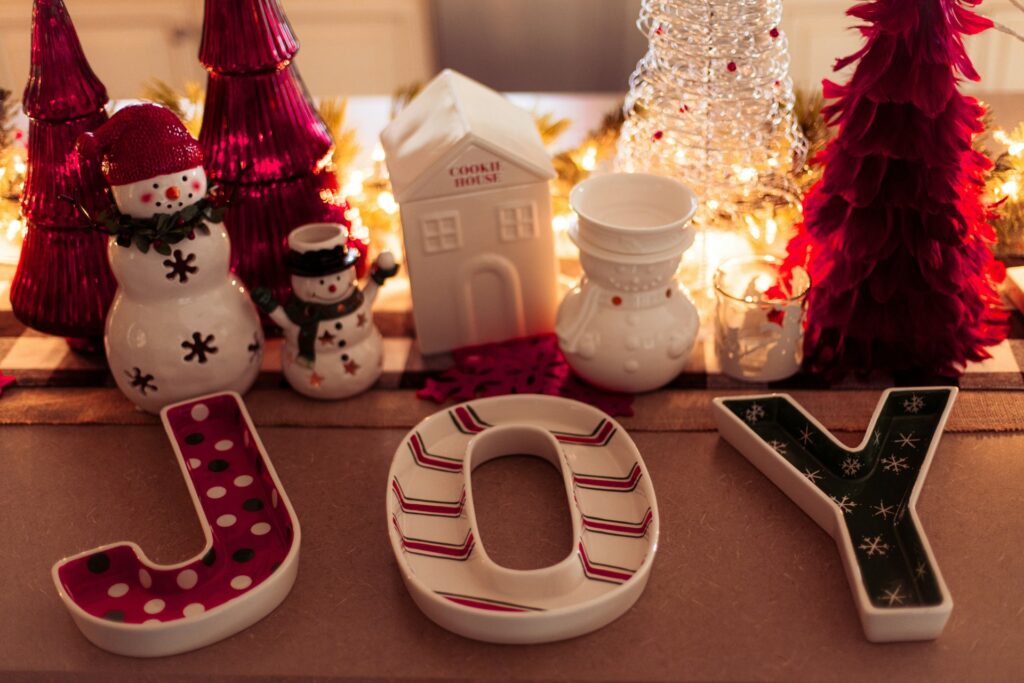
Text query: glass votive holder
713 255 811 382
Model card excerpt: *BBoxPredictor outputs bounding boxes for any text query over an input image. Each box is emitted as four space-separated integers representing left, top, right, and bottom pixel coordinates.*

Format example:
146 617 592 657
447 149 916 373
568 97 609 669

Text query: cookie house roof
380 69 555 202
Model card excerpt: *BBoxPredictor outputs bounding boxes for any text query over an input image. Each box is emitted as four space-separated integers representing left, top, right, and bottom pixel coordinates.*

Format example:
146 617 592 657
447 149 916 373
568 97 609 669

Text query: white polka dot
191 404 209 421
216 514 237 528
243 430 252 447
188 458 201 469
250 522 271 536
230 575 252 590
182 602 205 618
176 569 198 590
233 475 253 487
143 598 165 615
143 618 161 624
215 439 233 451
271 489 279 508
207 486 227 499
138 568 152 589
107 582 129 598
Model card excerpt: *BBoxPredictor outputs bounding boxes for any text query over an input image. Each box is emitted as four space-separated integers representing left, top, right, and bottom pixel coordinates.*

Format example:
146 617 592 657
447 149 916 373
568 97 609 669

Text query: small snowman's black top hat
283 222 359 277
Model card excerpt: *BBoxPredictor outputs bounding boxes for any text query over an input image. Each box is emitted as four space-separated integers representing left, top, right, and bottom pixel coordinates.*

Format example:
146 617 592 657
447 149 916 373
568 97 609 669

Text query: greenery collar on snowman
94 194 225 255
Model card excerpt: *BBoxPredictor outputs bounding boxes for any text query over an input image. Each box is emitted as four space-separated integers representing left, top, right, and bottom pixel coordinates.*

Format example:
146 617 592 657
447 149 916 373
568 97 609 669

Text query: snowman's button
341 354 350 361
337 340 346 348
624 359 640 373
625 335 641 351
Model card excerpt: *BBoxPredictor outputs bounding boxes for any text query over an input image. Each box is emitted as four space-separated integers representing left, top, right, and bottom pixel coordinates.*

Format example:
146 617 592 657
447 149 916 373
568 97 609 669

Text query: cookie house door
459 254 525 345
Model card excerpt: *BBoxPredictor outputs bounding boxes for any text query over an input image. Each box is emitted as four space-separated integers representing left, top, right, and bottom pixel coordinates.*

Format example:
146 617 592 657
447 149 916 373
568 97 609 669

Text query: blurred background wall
0 0 1021 98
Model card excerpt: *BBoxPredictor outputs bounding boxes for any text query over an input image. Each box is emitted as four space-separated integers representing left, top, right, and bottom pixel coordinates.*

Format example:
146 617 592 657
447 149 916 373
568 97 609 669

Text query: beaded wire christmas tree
784 0 1008 378
198 0 358 308
10 0 115 346
618 0 808 227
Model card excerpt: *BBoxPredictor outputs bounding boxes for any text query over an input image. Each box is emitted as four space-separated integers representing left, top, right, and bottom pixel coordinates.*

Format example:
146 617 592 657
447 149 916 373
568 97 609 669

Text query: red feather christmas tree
10 0 115 345
785 0 1008 378
198 0 359 307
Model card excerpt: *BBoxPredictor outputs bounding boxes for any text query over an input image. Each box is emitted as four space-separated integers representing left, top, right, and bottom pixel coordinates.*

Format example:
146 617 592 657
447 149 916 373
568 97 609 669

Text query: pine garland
94 195 224 255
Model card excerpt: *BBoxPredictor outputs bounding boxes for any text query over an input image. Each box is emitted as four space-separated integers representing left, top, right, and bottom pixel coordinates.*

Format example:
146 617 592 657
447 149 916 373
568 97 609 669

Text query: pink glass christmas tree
198 0 356 308
10 0 115 346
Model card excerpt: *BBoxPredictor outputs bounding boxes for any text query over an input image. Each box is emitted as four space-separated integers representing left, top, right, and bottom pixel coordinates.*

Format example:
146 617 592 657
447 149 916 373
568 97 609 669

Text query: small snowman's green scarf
283 289 365 362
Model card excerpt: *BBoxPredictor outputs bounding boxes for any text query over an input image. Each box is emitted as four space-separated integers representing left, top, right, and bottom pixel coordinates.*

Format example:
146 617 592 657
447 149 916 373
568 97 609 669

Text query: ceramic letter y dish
387 395 659 644
712 387 956 642
52 392 300 657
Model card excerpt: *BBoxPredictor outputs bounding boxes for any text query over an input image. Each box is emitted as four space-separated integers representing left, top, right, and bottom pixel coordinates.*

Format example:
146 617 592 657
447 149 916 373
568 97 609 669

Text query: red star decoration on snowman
309 371 324 387
344 359 360 375
317 329 336 345
357 313 368 328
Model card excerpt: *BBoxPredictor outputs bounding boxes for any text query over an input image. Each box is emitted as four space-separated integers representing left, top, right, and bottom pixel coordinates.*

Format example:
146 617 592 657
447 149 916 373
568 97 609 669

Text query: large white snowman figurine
78 103 263 413
252 223 398 400
556 173 700 393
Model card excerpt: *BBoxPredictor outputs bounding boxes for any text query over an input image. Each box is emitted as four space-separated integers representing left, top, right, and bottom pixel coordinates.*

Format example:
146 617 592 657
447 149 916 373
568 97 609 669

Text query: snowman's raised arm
251 287 296 332
362 251 399 307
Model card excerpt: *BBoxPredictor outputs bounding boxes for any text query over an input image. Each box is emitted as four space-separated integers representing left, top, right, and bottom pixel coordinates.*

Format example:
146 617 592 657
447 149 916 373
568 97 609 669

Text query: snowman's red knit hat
77 103 203 186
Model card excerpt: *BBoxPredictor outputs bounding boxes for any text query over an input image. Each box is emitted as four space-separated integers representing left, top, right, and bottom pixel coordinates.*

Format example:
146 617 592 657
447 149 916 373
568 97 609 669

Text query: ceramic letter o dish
386 395 659 644
51 392 300 657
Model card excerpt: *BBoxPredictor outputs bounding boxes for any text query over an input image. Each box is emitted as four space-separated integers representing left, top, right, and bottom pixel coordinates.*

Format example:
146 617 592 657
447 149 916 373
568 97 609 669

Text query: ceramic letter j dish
52 392 300 656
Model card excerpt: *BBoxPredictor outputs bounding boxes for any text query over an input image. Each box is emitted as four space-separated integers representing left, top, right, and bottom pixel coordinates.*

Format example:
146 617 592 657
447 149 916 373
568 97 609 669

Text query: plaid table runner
3 268 1023 392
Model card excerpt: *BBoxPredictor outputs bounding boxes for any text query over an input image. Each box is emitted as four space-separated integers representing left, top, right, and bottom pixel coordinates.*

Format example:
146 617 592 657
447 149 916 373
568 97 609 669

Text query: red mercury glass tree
198 0 359 309
784 0 1008 378
10 0 115 348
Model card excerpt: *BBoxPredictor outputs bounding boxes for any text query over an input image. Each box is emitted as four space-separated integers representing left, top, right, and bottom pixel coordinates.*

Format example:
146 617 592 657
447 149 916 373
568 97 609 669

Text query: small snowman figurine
78 103 264 413
252 223 398 399
556 173 700 393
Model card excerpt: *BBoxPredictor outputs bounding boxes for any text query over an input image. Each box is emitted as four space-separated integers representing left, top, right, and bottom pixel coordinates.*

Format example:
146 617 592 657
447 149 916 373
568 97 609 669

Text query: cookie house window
498 203 537 242
421 212 462 254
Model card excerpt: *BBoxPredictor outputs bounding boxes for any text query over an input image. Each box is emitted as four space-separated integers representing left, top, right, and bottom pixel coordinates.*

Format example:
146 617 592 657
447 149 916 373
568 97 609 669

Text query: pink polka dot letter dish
51 392 301 657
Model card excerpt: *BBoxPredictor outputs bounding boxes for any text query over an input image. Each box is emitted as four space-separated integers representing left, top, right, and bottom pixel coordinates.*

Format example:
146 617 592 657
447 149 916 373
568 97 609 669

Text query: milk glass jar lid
569 173 698 260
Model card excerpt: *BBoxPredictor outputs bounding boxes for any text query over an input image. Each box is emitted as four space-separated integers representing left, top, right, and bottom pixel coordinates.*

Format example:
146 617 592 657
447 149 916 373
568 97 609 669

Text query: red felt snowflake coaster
417 335 634 417
0 372 15 398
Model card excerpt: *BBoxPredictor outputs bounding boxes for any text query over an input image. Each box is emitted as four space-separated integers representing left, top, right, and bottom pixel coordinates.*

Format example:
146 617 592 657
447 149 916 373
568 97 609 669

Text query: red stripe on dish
409 434 463 471
453 406 486 433
578 542 634 583
556 420 615 445
573 463 642 489
443 596 529 612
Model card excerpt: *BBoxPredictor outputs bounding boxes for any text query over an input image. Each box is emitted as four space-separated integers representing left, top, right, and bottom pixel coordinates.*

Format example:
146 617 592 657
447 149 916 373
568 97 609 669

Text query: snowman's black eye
155 201 162 206
152 183 159 189
182 175 187 181
319 279 324 284
335 275 341 280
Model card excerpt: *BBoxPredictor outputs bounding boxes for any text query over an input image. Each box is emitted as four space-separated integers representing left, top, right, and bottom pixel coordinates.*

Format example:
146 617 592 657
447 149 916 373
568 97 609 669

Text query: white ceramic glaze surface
557 173 699 393
105 166 263 413
386 395 659 644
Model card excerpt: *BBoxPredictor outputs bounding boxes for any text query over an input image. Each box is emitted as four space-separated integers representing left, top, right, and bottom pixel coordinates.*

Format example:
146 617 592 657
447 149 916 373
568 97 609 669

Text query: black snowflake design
163 249 198 283
182 332 218 363
247 332 261 363
124 367 157 395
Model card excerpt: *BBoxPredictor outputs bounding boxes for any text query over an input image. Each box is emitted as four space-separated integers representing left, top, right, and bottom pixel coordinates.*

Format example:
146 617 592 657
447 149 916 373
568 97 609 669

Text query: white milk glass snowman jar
252 223 399 400
77 104 263 413
556 173 700 393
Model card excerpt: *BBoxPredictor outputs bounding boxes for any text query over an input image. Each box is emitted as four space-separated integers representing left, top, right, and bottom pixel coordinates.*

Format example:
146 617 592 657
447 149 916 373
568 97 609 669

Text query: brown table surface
1 386 1023 682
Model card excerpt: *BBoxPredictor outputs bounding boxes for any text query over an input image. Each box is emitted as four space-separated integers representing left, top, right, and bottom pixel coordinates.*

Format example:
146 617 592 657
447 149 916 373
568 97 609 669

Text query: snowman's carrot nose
165 186 181 200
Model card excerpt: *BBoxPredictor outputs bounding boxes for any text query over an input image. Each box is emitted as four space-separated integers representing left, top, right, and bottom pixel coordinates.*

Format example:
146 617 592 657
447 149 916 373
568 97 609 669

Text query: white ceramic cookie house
380 69 559 355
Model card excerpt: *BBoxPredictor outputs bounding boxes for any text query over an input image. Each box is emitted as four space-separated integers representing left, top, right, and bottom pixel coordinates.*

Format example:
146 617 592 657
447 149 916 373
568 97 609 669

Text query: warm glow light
377 190 398 214
580 144 598 172
995 129 1024 157
735 166 757 183
1001 179 1020 200
707 199 720 210
764 217 778 244
552 212 574 234
371 143 386 163
744 214 760 240
12 156 26 175
342 171 365 198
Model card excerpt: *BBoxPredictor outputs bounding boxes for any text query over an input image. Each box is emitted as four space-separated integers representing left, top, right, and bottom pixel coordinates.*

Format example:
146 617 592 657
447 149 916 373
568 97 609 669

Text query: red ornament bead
727 61 737 72
769 27 779 38
652 130 664 141
612 296 622 306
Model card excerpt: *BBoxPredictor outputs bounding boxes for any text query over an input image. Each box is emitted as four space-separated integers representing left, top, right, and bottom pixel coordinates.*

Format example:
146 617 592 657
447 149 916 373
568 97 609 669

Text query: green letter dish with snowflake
711 388 957 642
